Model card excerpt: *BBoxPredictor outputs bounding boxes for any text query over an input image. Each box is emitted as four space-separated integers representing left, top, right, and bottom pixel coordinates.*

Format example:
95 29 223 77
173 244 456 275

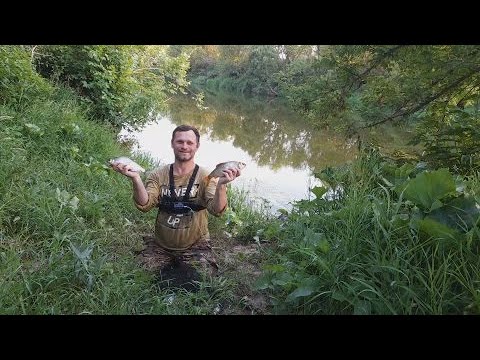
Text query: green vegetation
0 45 273 314
255 149 480 314
1 45 479 314
0 46 52 107
32 45 190 129
185 45 480 173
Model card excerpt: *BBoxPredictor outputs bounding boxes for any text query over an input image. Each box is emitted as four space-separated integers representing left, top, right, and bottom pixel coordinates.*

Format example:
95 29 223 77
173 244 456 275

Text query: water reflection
120 93 358 212
165 92 358 173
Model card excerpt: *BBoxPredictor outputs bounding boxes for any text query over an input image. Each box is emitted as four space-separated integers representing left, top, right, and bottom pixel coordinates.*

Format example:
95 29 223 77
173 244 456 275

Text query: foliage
241 46 282 96
189 45 480 173
170 45 220 76
412 104 480 173
209 186 278 244
32 45 189 129
188 45 288 97
257 149 480 314
279 46 480 125
0 46 52 108
188 45 480 173
278 45 480 169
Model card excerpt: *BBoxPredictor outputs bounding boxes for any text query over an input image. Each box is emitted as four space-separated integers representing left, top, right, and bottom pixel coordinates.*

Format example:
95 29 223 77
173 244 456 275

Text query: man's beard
175 152 193 162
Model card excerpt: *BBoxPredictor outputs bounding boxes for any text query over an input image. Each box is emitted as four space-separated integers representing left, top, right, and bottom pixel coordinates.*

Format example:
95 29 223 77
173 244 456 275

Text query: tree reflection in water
165 92 357 175
121 92 411 212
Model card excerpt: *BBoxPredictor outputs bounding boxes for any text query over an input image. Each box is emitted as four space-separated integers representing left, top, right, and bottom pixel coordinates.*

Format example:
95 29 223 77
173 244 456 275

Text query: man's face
171 130 199 162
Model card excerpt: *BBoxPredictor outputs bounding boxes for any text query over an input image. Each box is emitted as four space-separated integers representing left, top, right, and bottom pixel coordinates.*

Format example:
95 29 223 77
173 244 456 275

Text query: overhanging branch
359 66 480 129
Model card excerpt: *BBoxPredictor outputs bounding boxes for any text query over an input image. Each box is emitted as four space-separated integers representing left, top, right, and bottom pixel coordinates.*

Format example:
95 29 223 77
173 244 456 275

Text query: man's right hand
111 162 148 205
111 163 141 179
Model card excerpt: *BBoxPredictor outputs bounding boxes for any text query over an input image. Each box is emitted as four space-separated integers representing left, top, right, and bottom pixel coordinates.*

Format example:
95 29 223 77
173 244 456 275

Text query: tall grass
209 186 277 243
257 150 480 314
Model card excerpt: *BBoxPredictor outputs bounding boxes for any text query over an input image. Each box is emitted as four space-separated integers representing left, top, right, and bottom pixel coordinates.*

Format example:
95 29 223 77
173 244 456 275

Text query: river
119 92 414 213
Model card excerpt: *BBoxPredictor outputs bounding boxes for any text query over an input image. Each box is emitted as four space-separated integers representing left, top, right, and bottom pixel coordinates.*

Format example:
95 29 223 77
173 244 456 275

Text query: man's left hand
217 168 241 185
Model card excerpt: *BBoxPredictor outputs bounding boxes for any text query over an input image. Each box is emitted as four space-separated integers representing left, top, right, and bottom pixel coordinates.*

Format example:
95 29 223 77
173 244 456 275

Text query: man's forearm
131 175 148 206
213 183 228 213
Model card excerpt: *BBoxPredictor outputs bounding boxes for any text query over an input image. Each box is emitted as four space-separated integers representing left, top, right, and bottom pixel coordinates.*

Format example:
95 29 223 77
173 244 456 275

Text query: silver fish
109 156 145 173
207 161 246 180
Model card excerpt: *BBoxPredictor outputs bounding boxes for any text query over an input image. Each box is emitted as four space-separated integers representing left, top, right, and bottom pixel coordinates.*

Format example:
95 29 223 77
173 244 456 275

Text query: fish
206 161 246 182
109 156 145 173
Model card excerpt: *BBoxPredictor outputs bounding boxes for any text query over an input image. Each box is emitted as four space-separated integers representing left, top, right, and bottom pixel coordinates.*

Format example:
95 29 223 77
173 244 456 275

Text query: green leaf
418 217 463 241
399 169 456 211
286 286 314 302
303 230 325 248
429 195 480 232
331 291 348 302
318 239 331 253
253 276 272 290
24 123 44 136
390 213 409 229
311 186 328 199
353 300 372 315
69 196 79 212
264 264 285 273
56 188 70 206
70 242 92 262
271 272 294 286
380 176 394 187
430 199 443 212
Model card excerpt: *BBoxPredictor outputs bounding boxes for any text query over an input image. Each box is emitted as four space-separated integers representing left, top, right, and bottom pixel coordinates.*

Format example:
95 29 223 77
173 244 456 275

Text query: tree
278 45 480 171
32 45 190 129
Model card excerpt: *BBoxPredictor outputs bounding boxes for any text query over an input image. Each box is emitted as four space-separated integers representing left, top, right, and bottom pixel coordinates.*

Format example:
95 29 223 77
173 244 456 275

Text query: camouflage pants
137 236 219 277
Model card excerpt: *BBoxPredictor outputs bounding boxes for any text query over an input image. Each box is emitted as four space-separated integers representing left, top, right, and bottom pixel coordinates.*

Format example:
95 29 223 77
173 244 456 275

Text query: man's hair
172 125 200 145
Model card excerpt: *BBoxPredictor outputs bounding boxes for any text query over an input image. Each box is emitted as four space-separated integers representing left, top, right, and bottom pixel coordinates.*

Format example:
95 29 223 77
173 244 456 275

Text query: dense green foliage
0 46 52 107
256 149 480 314
280 45 480 173
32 45 190 128
186 45 284 96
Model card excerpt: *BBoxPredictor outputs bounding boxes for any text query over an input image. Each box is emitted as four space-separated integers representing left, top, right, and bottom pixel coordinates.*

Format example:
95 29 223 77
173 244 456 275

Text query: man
111 124 241 277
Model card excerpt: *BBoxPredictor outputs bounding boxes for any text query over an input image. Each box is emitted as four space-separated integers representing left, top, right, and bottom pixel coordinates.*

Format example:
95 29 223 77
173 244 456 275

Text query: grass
257 150 480 314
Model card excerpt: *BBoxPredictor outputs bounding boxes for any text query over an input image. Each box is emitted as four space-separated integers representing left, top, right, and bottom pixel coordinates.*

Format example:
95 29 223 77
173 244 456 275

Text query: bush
0 46 52 107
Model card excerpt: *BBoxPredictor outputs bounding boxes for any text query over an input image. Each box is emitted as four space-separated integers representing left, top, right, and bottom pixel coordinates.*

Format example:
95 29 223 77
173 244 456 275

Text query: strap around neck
169 164 175 199
184 164 199 201
168 164 199 200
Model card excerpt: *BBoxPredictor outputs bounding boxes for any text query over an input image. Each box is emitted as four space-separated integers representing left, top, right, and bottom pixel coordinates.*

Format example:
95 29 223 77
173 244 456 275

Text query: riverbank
2 85 479 315
0 86 275 314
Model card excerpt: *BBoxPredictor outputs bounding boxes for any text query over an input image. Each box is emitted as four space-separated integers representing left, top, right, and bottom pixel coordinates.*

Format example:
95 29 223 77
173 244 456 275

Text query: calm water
119 93 410 213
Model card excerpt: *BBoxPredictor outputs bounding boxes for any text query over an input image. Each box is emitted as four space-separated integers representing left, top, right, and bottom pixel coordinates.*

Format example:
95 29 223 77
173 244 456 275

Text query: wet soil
155 260 201 292
135 233 272 314
214 240 271 314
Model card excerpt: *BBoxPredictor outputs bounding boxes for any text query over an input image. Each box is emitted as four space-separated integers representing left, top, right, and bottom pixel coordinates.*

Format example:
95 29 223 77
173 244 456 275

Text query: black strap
183 164 199 201
169 164 175 199
159 164 205 214
168 164 199 200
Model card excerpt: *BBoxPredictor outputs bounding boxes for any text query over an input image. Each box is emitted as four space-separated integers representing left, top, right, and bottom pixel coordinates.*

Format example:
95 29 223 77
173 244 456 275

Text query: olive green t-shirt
134 164 225 250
